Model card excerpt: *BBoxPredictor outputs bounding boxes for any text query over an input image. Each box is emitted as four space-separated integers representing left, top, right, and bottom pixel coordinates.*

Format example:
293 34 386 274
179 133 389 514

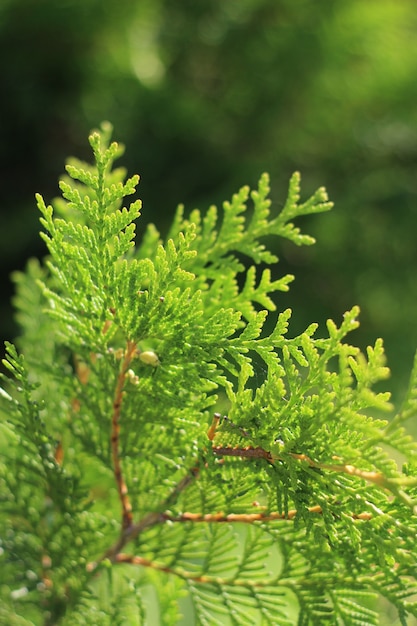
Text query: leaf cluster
1 124 417 625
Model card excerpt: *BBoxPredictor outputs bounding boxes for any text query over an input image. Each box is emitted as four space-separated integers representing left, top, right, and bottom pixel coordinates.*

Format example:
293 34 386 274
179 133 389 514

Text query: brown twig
212 445 273 462
162 507 322 523
90 412 383 576
119 463 201 548
288 451 386 487
161 507 372 524
114 553 279 587
111 339 137 530
88 463 200 571
208 414 387 490
211 445 386 489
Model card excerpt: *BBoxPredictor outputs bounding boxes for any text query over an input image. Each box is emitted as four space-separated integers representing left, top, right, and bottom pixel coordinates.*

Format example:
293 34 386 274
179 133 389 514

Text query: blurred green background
1 0 417 407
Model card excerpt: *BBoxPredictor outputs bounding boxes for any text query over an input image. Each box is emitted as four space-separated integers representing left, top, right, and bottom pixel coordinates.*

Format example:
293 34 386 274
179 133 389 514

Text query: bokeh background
1 0 417 403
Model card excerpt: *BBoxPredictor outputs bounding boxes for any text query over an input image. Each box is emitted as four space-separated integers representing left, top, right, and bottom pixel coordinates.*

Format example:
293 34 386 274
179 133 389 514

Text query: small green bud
139 350 160 367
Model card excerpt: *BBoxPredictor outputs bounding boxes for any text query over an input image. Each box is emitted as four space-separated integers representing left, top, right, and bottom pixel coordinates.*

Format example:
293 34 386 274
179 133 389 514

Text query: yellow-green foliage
1 124 417 625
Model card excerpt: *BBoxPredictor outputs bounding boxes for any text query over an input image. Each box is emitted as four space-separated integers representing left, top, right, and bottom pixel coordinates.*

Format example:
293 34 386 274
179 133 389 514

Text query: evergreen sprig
1 124 417 625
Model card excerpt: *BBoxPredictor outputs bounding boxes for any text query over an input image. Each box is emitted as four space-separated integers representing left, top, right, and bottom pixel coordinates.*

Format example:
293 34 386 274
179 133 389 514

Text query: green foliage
1 125 417 625
2 0 417 404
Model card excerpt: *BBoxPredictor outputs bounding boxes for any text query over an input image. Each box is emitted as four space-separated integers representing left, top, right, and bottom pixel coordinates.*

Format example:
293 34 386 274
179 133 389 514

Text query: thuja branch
6 127 417 625
114 553 279 588
115 463 200 550
88 450 374 578
211 445 417 508
208 412 417 507
161 507 372 523
95 410 415 575
111 339 137 530
88 463 200 571
211 445 386 485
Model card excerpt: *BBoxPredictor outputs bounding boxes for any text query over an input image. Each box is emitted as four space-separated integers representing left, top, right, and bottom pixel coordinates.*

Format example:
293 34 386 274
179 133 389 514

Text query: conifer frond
1 125 417 624
166 171 332 323
387 350 417 431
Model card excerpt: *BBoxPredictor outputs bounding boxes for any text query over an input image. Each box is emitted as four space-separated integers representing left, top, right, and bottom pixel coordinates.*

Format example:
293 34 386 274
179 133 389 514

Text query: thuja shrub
1 124 417 625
